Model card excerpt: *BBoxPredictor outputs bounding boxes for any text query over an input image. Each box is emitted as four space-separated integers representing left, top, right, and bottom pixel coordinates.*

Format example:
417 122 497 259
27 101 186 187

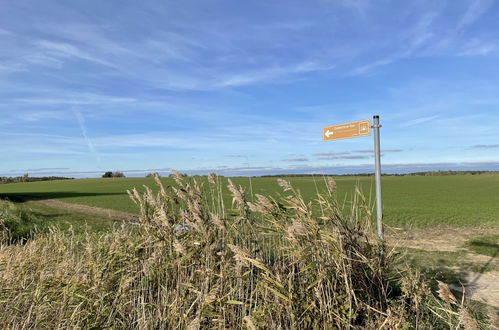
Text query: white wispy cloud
471 144 499 149
0 28 12 36
71 107 102 166
0 62 26 74
23 167 71 172
2 2 494 92
458 0 494 27
22 53 64 68
313 152 350 156
218 61 335 87
401 115 440 127
16 110 67 122
15 93 136 105
35 40 117 68
29 21 335 90
459 39 497 56
349 11 438 75
282 158 309 162
337 0 371 18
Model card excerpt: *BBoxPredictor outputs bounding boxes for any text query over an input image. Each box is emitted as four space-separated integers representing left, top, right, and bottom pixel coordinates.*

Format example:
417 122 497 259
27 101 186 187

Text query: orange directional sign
323 119 371 141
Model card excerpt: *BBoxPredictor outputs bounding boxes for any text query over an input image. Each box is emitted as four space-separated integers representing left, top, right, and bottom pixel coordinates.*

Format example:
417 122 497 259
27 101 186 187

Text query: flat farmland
1 174 498 228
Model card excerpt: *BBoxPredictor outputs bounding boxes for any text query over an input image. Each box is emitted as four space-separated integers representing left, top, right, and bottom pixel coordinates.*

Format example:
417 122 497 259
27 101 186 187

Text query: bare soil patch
388 226 499 309
449 271 499 309
387 226 499 252
464 271 499 308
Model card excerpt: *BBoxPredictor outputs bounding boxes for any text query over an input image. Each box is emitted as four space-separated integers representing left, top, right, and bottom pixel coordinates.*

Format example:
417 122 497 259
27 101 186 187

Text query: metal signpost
372 116 383 240
323 116 383 241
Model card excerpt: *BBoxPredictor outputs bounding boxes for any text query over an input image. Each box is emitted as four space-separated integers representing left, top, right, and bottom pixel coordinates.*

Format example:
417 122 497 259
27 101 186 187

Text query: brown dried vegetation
0 173 491 328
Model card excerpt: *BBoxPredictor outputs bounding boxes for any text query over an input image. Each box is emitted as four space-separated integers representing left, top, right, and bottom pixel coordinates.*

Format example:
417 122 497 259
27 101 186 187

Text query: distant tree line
403 170 499 176
0 173 74 184
189 173 224 178
259 173 373 178
259 170 499 178
144 172 225 179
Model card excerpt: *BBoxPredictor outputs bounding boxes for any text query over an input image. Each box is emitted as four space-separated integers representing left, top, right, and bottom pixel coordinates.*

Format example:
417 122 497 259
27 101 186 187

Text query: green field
1 174 499 228
1 175 498 327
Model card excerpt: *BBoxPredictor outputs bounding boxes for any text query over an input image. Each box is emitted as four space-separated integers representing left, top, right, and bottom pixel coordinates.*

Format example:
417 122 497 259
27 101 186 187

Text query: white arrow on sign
325 130 334 138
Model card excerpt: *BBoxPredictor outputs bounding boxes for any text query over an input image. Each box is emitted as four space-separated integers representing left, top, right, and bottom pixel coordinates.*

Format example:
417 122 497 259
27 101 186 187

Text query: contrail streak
71 107 102 167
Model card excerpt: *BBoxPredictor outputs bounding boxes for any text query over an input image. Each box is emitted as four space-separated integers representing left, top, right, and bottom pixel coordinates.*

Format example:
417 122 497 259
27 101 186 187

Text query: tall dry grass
0 173 487 328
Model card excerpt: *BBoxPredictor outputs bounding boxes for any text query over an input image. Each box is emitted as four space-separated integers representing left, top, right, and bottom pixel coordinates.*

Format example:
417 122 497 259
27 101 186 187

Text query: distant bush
102 171 125 178
146 172 160 178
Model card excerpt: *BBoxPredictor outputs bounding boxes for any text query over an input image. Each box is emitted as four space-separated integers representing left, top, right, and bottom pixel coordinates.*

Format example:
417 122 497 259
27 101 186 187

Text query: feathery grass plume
209 212 225 231
437 280 457 305
326 176 337 193
286 219 308 242
227 243 250 262
248 194 276 215
170 169 185 186
172 186 187 200
127 187 142 209
207 173 217 186
173 238 186 255
277 178 292 192
227 179 246 208
154 172 169 202
276 179 312 218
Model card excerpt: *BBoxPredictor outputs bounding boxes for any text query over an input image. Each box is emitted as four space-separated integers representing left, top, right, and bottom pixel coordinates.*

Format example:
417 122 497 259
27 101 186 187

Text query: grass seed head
207 173 217 186
326 177 337 193
227 179 246 208
437 280 457 305
277 178 292 192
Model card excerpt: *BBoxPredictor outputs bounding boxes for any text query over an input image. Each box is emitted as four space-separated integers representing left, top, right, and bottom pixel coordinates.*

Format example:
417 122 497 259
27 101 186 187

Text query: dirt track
15 196 138 222
386 226 499 252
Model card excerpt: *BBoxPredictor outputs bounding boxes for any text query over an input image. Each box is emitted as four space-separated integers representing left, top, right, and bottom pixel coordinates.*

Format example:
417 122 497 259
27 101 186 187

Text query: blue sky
1 0 499 177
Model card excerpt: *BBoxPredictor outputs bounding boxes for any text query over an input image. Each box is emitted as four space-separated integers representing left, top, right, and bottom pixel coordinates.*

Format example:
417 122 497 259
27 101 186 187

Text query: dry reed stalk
0 175 487 329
